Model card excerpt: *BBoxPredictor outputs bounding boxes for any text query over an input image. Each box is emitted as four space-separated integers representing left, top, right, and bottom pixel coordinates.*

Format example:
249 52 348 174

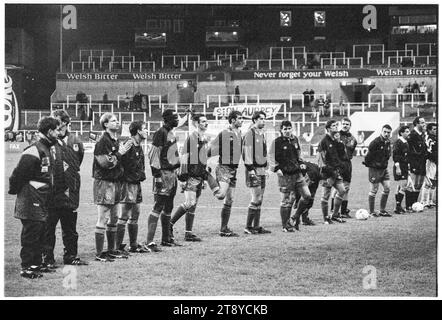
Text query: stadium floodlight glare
143 32 148 37
162 33 166 36
214 32 219 36
233 31 237 35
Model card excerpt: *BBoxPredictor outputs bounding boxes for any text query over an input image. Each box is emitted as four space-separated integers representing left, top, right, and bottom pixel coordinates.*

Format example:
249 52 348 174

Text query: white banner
213 104 282 119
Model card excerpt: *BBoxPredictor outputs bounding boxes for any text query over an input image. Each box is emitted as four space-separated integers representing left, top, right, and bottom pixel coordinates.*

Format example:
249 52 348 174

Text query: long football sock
368 195 375 213
380 193 389 211
220 204 232 231
185 210 195 233
280 207 291 228
115 223 126 249
146 213 159 244
95 228 105 255
332 197 343 218
127 223 138 248
171 205 187 225
246 208 256 228
253 208 261 228
160 212 171 243
321 200 329 219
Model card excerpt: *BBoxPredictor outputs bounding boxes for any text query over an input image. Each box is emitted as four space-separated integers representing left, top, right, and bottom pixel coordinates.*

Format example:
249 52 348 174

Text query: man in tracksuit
268 120 311 232
146 109 180 252
43 110 88 267
209 110 243 237
363 124 393 217
407 116 427 209
243 111 271 234
9 116 60 278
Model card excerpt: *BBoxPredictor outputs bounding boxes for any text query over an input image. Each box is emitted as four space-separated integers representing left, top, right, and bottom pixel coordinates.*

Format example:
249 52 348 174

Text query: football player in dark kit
330 118 357 218
293 161 321 226
43 110 88 268
363 124 393 217
268 120 312 232
115 121 150 253
170 114 219 242
422 123 437 208
209 110 244 237
9 116 60 278
318 120 347 224
243 111 271 234
146 109 180 252
93 113 133 262
407 116 427 210
392 125 411 214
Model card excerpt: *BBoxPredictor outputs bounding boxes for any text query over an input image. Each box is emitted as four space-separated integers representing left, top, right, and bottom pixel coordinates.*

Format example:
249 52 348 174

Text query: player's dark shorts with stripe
245 172 266 188
120 182 142 204
153 169 177 196
216 165 237 188
182 177 204 193
93 179 121 205
278 173 307 193
369 168 390 184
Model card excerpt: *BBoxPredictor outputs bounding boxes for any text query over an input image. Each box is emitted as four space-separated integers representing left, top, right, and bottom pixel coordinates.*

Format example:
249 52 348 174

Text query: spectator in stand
303 89 310 108
123 92 131 111
419 81 427 102
103 91 109 103
16 132 24 142
133 92 142 111
323 97 331 117
339 96 346 116
309 89 315 104
396 83 404 103
405 82 412 102
234 86 240 103
412 80 420 101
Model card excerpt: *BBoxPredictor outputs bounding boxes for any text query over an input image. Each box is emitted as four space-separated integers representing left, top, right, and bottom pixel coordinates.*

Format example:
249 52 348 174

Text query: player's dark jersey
392 138 409 180
363 136 391 169
408 129 427 175
269 135 303 174
209 127 242 169
149 126 180 178
318 134 344 178
339 130 357 160
243 127 267 171
93 131 124 182
303 161 321 191
426 133 437 164
122 143 146 183
181 131 209 178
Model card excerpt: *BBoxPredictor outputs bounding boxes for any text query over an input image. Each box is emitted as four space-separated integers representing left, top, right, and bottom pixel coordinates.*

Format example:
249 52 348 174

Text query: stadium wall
54 68 436 104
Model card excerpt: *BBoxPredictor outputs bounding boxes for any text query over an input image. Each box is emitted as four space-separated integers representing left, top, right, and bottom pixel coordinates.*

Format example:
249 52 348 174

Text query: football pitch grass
3 153 437 297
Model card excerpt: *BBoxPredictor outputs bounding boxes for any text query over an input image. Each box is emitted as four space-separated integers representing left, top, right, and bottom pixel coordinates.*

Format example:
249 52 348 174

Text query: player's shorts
216 165 237 188
245 172 266 188
182 177 204 193
278 173 307 193
119 182 142 204
426 160 437 181
322 173 344 188
393 165 408 181
93 179 121 205
368 168 390 184
153 169 177 196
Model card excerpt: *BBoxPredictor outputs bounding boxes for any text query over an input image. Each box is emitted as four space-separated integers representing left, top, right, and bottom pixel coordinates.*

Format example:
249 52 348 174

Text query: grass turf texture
3 153 437 297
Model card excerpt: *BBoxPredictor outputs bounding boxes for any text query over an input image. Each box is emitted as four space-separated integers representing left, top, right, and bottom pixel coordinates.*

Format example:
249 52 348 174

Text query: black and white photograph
2 1 438 302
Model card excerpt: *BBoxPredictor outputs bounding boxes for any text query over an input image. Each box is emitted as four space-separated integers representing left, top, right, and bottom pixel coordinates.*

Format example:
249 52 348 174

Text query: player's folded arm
95 154 118 169
9 146 40 194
